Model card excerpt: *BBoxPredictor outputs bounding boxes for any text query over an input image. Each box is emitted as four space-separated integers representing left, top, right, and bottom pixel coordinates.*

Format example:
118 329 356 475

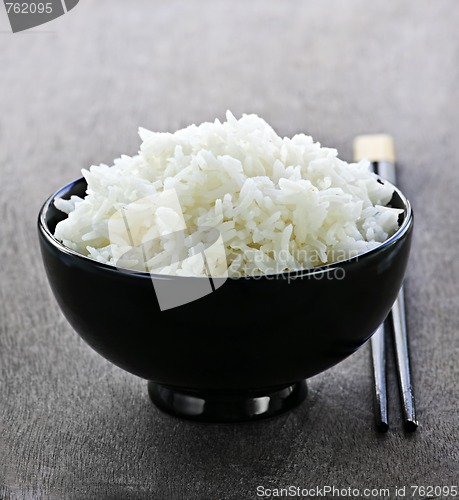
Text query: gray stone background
0 1 458 499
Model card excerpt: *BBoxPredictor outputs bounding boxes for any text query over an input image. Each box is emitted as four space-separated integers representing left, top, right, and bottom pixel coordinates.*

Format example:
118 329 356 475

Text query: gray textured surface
1 1 458 499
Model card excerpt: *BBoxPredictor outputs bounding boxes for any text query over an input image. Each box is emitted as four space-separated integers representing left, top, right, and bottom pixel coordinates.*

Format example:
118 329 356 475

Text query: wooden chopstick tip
353 134 396 163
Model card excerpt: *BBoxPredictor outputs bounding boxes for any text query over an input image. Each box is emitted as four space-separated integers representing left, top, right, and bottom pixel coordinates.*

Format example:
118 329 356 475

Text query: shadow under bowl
38 177 413 422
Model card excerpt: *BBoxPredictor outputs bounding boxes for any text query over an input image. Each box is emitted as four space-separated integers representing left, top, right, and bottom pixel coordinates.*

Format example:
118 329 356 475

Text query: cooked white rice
54 111 402 277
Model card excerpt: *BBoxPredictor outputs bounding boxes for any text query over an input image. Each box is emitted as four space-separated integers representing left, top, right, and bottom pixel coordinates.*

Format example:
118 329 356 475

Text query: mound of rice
54 111 402 277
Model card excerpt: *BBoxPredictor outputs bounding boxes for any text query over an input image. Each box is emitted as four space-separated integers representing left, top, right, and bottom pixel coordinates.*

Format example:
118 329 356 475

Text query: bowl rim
38 176 413 280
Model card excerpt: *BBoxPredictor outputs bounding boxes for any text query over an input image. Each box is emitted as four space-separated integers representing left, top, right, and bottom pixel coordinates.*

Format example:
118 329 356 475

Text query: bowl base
148 380 307 422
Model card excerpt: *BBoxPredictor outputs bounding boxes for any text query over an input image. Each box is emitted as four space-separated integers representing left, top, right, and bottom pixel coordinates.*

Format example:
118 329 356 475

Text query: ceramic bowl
38 177 413 422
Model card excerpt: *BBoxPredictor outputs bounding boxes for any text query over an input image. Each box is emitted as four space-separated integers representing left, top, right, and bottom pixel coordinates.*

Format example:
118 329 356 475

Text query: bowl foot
147 380 307 422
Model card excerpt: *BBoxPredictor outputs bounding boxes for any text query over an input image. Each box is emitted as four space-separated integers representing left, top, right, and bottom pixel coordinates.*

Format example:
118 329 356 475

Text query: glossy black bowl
38 177 413 422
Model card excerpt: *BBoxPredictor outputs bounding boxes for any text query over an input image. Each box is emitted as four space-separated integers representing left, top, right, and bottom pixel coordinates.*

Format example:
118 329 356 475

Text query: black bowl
38 177 413 422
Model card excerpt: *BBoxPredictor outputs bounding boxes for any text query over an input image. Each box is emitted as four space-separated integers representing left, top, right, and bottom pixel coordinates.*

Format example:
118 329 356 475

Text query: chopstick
391 287 418 432
353 134 418 433
370 324 389 432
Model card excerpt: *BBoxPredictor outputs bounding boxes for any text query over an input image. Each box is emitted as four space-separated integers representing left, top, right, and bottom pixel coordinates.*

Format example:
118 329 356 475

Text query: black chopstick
353 134 418 433
390 288 418 432
370 324 389 432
